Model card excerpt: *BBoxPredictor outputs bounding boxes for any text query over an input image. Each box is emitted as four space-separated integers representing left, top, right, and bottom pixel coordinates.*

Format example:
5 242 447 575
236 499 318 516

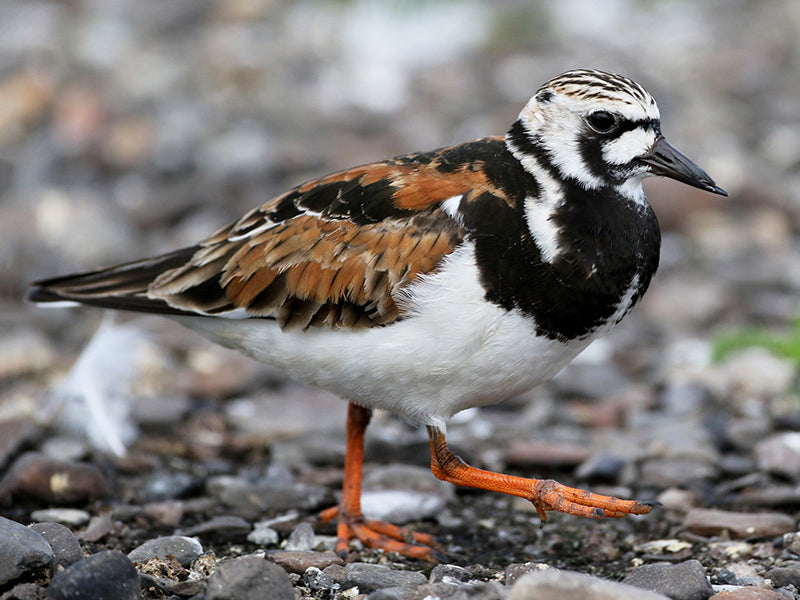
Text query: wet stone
684 509 795 538
46 551 139 600
510 568 670 600
247 522 280 546
127 535 203 567
623 560 714 600
28 522 82 570
178 515 251 543
342 562 428 593
205 556 294 600
0 517 54 586
268 551 343 575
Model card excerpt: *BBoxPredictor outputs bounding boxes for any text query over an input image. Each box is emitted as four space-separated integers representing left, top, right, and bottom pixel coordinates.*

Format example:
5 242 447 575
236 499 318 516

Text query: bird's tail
27 246 201 316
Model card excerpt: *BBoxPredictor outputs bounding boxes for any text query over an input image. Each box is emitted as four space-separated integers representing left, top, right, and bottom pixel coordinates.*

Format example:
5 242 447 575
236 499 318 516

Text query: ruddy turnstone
29 69 726 562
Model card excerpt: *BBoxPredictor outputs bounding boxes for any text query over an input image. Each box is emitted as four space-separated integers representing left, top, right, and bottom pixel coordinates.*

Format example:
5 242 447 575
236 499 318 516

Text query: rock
574 453 629 483
145 472 202 502
268 550 343 575
284 522 315 552
505 441 593 469
0 453 108 504
127 535 203 567
640 458 717 488
430 564 473 584
46 551 139 600
29 509 90 528
622 560 714 600
143 500 184 528
764 566 800 589
28 522 82 569
754 433 800 478
0 582 48 600
303 566 338 592
684 509 795 538
782 531 800 555
206 475 331 512
247 522 280 546
509 568 670 600
505 562 557 586
342 563 428 593
0 517 54 586
179 515 251 543
708 589 788 599
205 556 294 600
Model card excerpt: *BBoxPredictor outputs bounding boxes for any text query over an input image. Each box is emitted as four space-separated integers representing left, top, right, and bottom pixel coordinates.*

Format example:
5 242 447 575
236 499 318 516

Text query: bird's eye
586 111 617 133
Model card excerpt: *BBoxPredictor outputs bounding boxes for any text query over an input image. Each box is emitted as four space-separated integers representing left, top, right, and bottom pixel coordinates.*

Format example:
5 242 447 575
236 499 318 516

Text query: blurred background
2 0 800 550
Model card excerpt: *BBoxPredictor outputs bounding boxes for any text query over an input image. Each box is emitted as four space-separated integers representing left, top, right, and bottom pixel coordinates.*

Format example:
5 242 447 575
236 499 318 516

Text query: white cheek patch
602 128 655 165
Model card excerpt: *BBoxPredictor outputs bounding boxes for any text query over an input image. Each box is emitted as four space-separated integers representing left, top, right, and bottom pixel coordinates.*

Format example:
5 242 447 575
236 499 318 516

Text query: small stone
303 566 338 592
782 531 800 555
247 522 280 546
684 509 795 538
656 488 698 513
0 517 54 586
284 522 315 552
623 560 714 600
0 453 108 504
509 568 670 600
574 453 629 483
180 515 251 543
145 472 201 502
47 551 139 600
505 562 556 586
708 589 789 599
205 556 294 600
0 582 48 600
206 475 331 512
29 509 90 528
267 551 343 574
365 590 404 600
28 522 82 569
765 566 800 589
505 441 593 469
429 564 473 584
755 433 800 478
143 500 184 528
342 563 428 593
128 535 203 567
640 459 717 488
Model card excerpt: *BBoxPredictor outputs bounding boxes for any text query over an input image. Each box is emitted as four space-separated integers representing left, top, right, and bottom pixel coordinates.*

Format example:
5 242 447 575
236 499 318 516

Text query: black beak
639 136 727 196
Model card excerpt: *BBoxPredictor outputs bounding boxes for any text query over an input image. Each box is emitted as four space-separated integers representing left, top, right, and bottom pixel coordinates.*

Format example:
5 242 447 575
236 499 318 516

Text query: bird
29 69 727 562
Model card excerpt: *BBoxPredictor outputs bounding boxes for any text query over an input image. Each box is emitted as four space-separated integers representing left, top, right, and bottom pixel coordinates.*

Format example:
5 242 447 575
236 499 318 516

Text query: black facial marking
536 89 554 103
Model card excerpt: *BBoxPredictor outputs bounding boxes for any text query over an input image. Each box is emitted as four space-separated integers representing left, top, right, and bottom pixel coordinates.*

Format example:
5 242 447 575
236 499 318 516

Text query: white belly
173 242 592 429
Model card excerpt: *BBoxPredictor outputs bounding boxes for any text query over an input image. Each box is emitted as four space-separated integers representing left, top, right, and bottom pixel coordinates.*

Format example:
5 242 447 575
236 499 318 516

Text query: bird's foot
320 506 446 562
529 479 660 524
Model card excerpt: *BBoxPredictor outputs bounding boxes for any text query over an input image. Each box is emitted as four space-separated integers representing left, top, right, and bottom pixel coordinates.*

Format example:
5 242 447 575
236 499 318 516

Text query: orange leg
319 403 445 562
428 426 658 524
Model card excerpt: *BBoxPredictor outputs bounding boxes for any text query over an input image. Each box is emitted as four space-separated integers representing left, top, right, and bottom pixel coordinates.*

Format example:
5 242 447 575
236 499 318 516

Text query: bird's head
508 69 727 199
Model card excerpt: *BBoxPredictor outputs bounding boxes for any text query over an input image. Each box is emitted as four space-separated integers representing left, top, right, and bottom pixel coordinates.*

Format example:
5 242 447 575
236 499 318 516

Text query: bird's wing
30 138 506 330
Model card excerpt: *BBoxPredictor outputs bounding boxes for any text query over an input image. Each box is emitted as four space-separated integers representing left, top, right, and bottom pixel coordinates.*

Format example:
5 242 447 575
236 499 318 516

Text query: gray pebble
755 433 800 478
207 475 332 512
510 568 669 600
284 522 315 552
342 563 427 593
29 509 90 528
0 517 54 586
268 551 343 575
46 551 139 600
0 582 48 600
28 522 82 570
205 556 294 600
622 559 714 600
145 472 200 502
766 566 800 589
684 508 795 538
303 566 338 592
127 535 202 567
247 522 280 546
179 515 251 543
365 589 405 600
430 564 473 584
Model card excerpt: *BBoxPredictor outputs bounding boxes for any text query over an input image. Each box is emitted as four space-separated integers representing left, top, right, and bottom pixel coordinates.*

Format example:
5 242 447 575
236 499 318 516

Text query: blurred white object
50 316 146 456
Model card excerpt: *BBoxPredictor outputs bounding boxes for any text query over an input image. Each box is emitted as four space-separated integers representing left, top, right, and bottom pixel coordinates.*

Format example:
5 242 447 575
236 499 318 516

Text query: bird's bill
639 136 727 196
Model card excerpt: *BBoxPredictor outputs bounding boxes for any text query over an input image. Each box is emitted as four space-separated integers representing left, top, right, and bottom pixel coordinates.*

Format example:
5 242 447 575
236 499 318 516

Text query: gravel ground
2 2 800 599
